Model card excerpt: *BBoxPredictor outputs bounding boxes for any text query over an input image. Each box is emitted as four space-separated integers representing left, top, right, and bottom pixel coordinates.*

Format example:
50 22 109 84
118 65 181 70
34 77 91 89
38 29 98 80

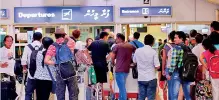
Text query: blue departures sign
120 6 172 17
0 9 9 18
14 6 114 23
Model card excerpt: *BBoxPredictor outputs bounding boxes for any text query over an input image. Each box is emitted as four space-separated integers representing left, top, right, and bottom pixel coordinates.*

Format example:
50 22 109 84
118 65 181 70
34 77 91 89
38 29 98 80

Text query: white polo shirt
133 45 160 81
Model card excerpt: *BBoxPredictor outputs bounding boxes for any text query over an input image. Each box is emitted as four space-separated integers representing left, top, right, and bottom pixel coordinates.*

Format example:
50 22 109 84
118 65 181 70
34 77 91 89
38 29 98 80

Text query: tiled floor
15 83 183 100
14 74 185 100
15 82 164 100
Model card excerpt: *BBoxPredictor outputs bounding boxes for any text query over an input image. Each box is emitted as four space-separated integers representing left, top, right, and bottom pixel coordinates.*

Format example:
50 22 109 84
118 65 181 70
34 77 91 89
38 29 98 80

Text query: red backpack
209 54 219 76
204 50 219 79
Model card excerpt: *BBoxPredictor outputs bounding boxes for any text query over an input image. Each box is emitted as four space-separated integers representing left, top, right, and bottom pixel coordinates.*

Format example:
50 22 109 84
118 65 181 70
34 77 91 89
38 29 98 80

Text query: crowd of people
156 21 219 100
0 21 219 100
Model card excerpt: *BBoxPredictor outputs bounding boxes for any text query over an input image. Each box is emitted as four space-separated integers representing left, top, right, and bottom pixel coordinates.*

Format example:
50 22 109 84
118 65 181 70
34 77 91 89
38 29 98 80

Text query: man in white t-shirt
133 34 160 100
192 34 204 65
21 32 42 100
0 36 15 76
0 35 17 99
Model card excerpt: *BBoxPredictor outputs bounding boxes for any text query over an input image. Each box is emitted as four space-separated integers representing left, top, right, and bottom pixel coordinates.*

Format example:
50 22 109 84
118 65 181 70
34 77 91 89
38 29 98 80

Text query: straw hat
54 28 66 35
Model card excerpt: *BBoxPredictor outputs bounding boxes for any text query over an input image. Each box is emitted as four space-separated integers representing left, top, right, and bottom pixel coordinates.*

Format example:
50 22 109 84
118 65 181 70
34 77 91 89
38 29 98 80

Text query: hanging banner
120 6 172 17
14 6 114 23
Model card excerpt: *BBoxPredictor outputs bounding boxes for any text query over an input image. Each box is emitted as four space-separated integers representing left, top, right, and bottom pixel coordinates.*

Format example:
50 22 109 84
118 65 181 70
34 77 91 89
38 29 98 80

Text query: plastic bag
88 65 97 84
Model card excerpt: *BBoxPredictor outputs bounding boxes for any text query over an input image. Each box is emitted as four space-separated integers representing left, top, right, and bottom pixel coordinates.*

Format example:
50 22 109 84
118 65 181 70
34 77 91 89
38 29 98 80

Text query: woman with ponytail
34 37 56 100
200 37 219 100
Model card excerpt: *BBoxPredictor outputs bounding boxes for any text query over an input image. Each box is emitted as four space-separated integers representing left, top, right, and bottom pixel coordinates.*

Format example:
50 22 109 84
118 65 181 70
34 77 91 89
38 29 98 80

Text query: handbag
46 65 56 94
132 66 138 79
195 71 213 99
131 41 139 79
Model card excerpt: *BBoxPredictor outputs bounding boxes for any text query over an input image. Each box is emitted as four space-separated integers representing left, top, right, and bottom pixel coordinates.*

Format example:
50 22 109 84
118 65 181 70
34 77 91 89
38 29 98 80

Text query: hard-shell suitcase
1 79 17 100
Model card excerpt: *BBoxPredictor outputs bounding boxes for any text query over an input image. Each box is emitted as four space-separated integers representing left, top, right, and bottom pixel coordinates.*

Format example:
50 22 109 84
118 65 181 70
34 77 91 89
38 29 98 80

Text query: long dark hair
42 37 54 67
202 38 217 54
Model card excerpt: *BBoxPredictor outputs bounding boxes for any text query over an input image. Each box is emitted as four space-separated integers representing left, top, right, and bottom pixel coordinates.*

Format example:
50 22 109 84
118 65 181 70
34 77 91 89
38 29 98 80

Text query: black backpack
27 44 43 77
179 45 199 82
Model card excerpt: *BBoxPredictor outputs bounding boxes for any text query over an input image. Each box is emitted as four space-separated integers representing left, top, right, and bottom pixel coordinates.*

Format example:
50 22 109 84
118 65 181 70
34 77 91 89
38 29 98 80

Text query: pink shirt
46 38 92 65
46 38 75 57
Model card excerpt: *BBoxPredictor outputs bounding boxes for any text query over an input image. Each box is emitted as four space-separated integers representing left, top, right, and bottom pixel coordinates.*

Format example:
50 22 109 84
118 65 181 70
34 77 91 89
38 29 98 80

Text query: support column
127 24 130 41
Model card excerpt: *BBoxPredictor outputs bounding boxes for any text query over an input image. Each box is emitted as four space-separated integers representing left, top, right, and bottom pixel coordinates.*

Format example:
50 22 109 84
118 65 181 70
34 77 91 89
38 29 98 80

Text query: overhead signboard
0 9 9 19
120 6 172 17
14 6 114 23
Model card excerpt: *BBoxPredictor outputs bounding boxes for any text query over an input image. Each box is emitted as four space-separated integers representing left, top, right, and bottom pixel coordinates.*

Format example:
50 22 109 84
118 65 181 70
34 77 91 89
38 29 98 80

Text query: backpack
209 51 219 78
158 44 167 81
166 43 173 68
179 45 199 82
53 40 78 80
158 44 165 61
27 44 43 77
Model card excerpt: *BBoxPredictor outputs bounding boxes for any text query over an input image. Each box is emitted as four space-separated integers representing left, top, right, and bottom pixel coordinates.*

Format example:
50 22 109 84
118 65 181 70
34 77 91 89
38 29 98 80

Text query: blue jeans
138 79 157 100
169 71 191 100
25 78 36 100
115 72 128 100
167 79 172 100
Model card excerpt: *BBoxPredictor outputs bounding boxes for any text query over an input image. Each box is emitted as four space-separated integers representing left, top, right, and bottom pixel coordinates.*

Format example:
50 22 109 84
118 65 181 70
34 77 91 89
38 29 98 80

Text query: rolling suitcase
1 75 17 100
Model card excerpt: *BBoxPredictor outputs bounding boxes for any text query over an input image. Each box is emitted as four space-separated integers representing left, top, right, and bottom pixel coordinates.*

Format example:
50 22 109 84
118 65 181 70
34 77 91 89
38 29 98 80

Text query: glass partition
122 23 172 43
14 25 60 58
68 25 115 42
177 24 210 35
0 25 7 47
